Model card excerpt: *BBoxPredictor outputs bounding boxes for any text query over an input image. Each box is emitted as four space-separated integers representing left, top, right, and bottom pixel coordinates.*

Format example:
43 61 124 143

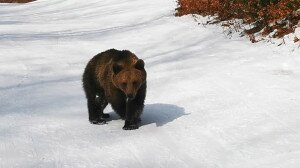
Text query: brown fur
82 49 147 130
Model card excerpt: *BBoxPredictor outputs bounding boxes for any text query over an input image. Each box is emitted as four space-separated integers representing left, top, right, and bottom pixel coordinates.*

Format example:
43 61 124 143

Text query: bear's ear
112 63 122 74
135 59 145 70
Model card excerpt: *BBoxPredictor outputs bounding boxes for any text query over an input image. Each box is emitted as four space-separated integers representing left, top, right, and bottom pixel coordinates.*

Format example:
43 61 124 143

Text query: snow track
0 0 299 167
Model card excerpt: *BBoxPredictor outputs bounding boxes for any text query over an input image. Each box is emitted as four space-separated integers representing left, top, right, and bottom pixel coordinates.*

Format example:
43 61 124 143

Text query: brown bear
82 49 147 130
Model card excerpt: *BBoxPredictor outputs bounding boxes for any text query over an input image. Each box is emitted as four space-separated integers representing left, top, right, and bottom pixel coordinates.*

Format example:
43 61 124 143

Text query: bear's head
112 59 146 100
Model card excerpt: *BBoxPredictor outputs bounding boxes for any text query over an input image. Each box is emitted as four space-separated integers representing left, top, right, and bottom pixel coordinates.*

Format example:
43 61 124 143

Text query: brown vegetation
0 0 35 3
176 0 300 42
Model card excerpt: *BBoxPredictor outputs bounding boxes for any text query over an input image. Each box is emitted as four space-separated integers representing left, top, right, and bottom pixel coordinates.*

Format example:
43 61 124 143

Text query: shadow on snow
142 103 187 127
106 103 187 127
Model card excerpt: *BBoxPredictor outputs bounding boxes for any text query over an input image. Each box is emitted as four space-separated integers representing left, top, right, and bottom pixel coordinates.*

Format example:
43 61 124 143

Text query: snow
0 0 299 167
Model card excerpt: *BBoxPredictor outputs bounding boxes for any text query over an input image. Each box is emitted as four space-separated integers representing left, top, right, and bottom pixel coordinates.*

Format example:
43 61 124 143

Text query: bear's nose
126 94 134 100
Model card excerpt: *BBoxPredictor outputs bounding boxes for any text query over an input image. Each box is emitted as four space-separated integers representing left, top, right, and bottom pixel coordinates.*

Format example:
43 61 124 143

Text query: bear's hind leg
111 102 126 119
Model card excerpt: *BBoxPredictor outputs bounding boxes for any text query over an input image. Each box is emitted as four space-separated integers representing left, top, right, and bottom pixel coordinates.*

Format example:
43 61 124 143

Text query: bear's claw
123 120 139 130
123 124 139 130
89 118 106 125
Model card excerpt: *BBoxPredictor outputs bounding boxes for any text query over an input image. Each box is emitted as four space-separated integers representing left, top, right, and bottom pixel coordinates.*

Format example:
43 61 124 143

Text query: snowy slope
0 0 299 167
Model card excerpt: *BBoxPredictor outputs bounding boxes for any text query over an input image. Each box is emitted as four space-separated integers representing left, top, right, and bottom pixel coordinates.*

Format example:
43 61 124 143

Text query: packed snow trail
0 0 299 167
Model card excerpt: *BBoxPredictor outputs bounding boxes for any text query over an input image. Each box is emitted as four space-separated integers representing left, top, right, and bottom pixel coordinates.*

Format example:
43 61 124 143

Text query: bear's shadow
106 103 187 127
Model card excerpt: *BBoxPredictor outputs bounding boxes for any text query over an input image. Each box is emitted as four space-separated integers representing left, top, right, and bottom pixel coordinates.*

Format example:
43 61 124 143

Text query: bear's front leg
123 99 143 130
95 96 110 119
87 97 106 125
123 120 139 130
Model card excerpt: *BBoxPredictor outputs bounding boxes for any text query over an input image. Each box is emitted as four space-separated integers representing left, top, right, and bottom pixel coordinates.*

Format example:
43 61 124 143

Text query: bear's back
93 49 138 65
